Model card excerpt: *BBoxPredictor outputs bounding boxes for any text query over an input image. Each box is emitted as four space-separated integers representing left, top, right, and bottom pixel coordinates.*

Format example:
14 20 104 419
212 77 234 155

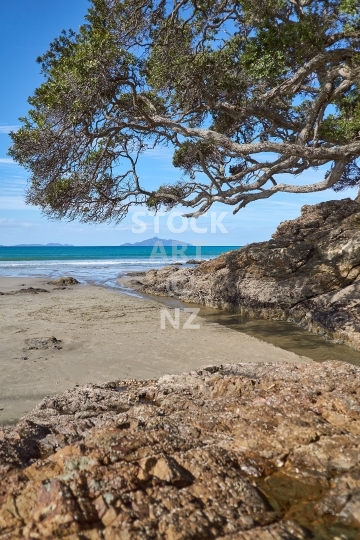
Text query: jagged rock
140 198 360 350
0 361 359 538
47 277 80 286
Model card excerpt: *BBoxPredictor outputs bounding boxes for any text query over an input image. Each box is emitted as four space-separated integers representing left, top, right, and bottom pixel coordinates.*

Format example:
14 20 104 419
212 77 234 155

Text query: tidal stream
130 287 360 366
198 306 360 367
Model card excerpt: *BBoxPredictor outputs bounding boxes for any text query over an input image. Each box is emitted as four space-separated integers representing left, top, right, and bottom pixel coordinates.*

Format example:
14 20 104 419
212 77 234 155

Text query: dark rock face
141 199 360 349
0 361 359 539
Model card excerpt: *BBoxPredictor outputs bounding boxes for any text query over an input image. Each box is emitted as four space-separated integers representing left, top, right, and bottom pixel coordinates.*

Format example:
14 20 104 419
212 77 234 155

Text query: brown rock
47 276 80 286
0 361 359 538
140 198 360 350
139 455 194 486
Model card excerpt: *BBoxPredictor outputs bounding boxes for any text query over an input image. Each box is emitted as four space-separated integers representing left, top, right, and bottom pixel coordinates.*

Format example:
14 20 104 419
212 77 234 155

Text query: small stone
139 455 194 487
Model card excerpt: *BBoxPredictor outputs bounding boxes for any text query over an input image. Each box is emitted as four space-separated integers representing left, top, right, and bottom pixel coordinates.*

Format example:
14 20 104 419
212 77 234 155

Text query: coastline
118 273 360 366
0 276 311 425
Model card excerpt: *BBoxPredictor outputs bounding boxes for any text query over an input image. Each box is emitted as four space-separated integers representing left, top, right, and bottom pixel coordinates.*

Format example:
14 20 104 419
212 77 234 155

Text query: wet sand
0 277 311 425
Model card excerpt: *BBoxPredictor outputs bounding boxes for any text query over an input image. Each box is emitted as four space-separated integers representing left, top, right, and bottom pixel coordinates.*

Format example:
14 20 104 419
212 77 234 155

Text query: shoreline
118 272 360 366
0 275 311 426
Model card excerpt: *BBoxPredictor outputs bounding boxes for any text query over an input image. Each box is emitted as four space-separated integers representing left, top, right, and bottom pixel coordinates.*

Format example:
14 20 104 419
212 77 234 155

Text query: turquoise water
0 245 238 285
0 245 235 261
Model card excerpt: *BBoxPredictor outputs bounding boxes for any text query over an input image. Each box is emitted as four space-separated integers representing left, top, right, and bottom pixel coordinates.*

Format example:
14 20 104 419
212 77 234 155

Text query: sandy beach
0 276 311 425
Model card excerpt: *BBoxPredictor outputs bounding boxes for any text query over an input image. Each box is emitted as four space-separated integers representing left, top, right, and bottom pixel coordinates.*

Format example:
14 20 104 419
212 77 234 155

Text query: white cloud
0 158 16 164
0 126 19 134
0 218 34 229
0 196 30 210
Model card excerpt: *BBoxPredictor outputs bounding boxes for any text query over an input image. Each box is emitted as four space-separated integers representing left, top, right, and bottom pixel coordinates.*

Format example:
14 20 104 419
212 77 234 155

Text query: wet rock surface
0 360 359 539
47 277 80 286
141 199 360 350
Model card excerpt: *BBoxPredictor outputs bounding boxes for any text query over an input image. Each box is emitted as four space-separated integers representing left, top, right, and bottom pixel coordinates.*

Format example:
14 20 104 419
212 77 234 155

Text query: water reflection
198 307 360 367
117 284 360 367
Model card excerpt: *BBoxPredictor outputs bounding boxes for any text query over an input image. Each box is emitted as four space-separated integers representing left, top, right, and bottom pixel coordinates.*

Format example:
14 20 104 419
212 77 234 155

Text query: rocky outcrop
47 277 80 286
0 360 359 539
141 198 360 350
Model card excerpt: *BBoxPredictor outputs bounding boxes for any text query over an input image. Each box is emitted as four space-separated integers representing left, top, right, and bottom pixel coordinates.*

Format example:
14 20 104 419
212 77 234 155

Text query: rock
186 259 202 264
140 198 360 350
0 287 50 295
138 455 194 486
24 337 62 350
17 287 50 294
0 360 359 538
47 277 80 286
128 279 144 287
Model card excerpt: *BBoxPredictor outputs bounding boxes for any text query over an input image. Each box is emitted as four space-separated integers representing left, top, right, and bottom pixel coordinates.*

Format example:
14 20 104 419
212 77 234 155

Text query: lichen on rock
0 360 359 538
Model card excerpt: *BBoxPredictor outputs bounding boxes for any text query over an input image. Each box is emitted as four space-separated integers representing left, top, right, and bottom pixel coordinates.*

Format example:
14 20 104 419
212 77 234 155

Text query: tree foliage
9 0 360 221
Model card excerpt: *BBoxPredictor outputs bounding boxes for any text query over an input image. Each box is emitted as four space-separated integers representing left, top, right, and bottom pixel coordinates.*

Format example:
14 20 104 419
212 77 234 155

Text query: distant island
120 237 193 247
14 243 74 247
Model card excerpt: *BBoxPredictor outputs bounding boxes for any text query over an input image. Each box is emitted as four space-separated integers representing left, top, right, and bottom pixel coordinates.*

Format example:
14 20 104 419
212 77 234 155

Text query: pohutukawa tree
9 0 360 221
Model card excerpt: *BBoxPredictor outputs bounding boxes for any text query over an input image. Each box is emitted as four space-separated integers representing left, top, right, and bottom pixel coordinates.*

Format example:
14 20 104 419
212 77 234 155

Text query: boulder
141 199 360 350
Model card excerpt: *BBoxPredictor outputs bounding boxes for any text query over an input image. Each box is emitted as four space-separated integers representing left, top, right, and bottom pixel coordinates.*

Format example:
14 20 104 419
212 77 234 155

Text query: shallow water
117 283 360 367
197 306 360 367
1 243 359 367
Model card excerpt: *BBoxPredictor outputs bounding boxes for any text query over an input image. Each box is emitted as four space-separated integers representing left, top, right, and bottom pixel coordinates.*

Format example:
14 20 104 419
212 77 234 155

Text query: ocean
2 244 360 366
0 245 238 288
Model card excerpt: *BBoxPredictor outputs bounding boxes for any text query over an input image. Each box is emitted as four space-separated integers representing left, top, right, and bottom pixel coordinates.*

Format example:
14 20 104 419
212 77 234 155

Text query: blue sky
0 0 357 246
